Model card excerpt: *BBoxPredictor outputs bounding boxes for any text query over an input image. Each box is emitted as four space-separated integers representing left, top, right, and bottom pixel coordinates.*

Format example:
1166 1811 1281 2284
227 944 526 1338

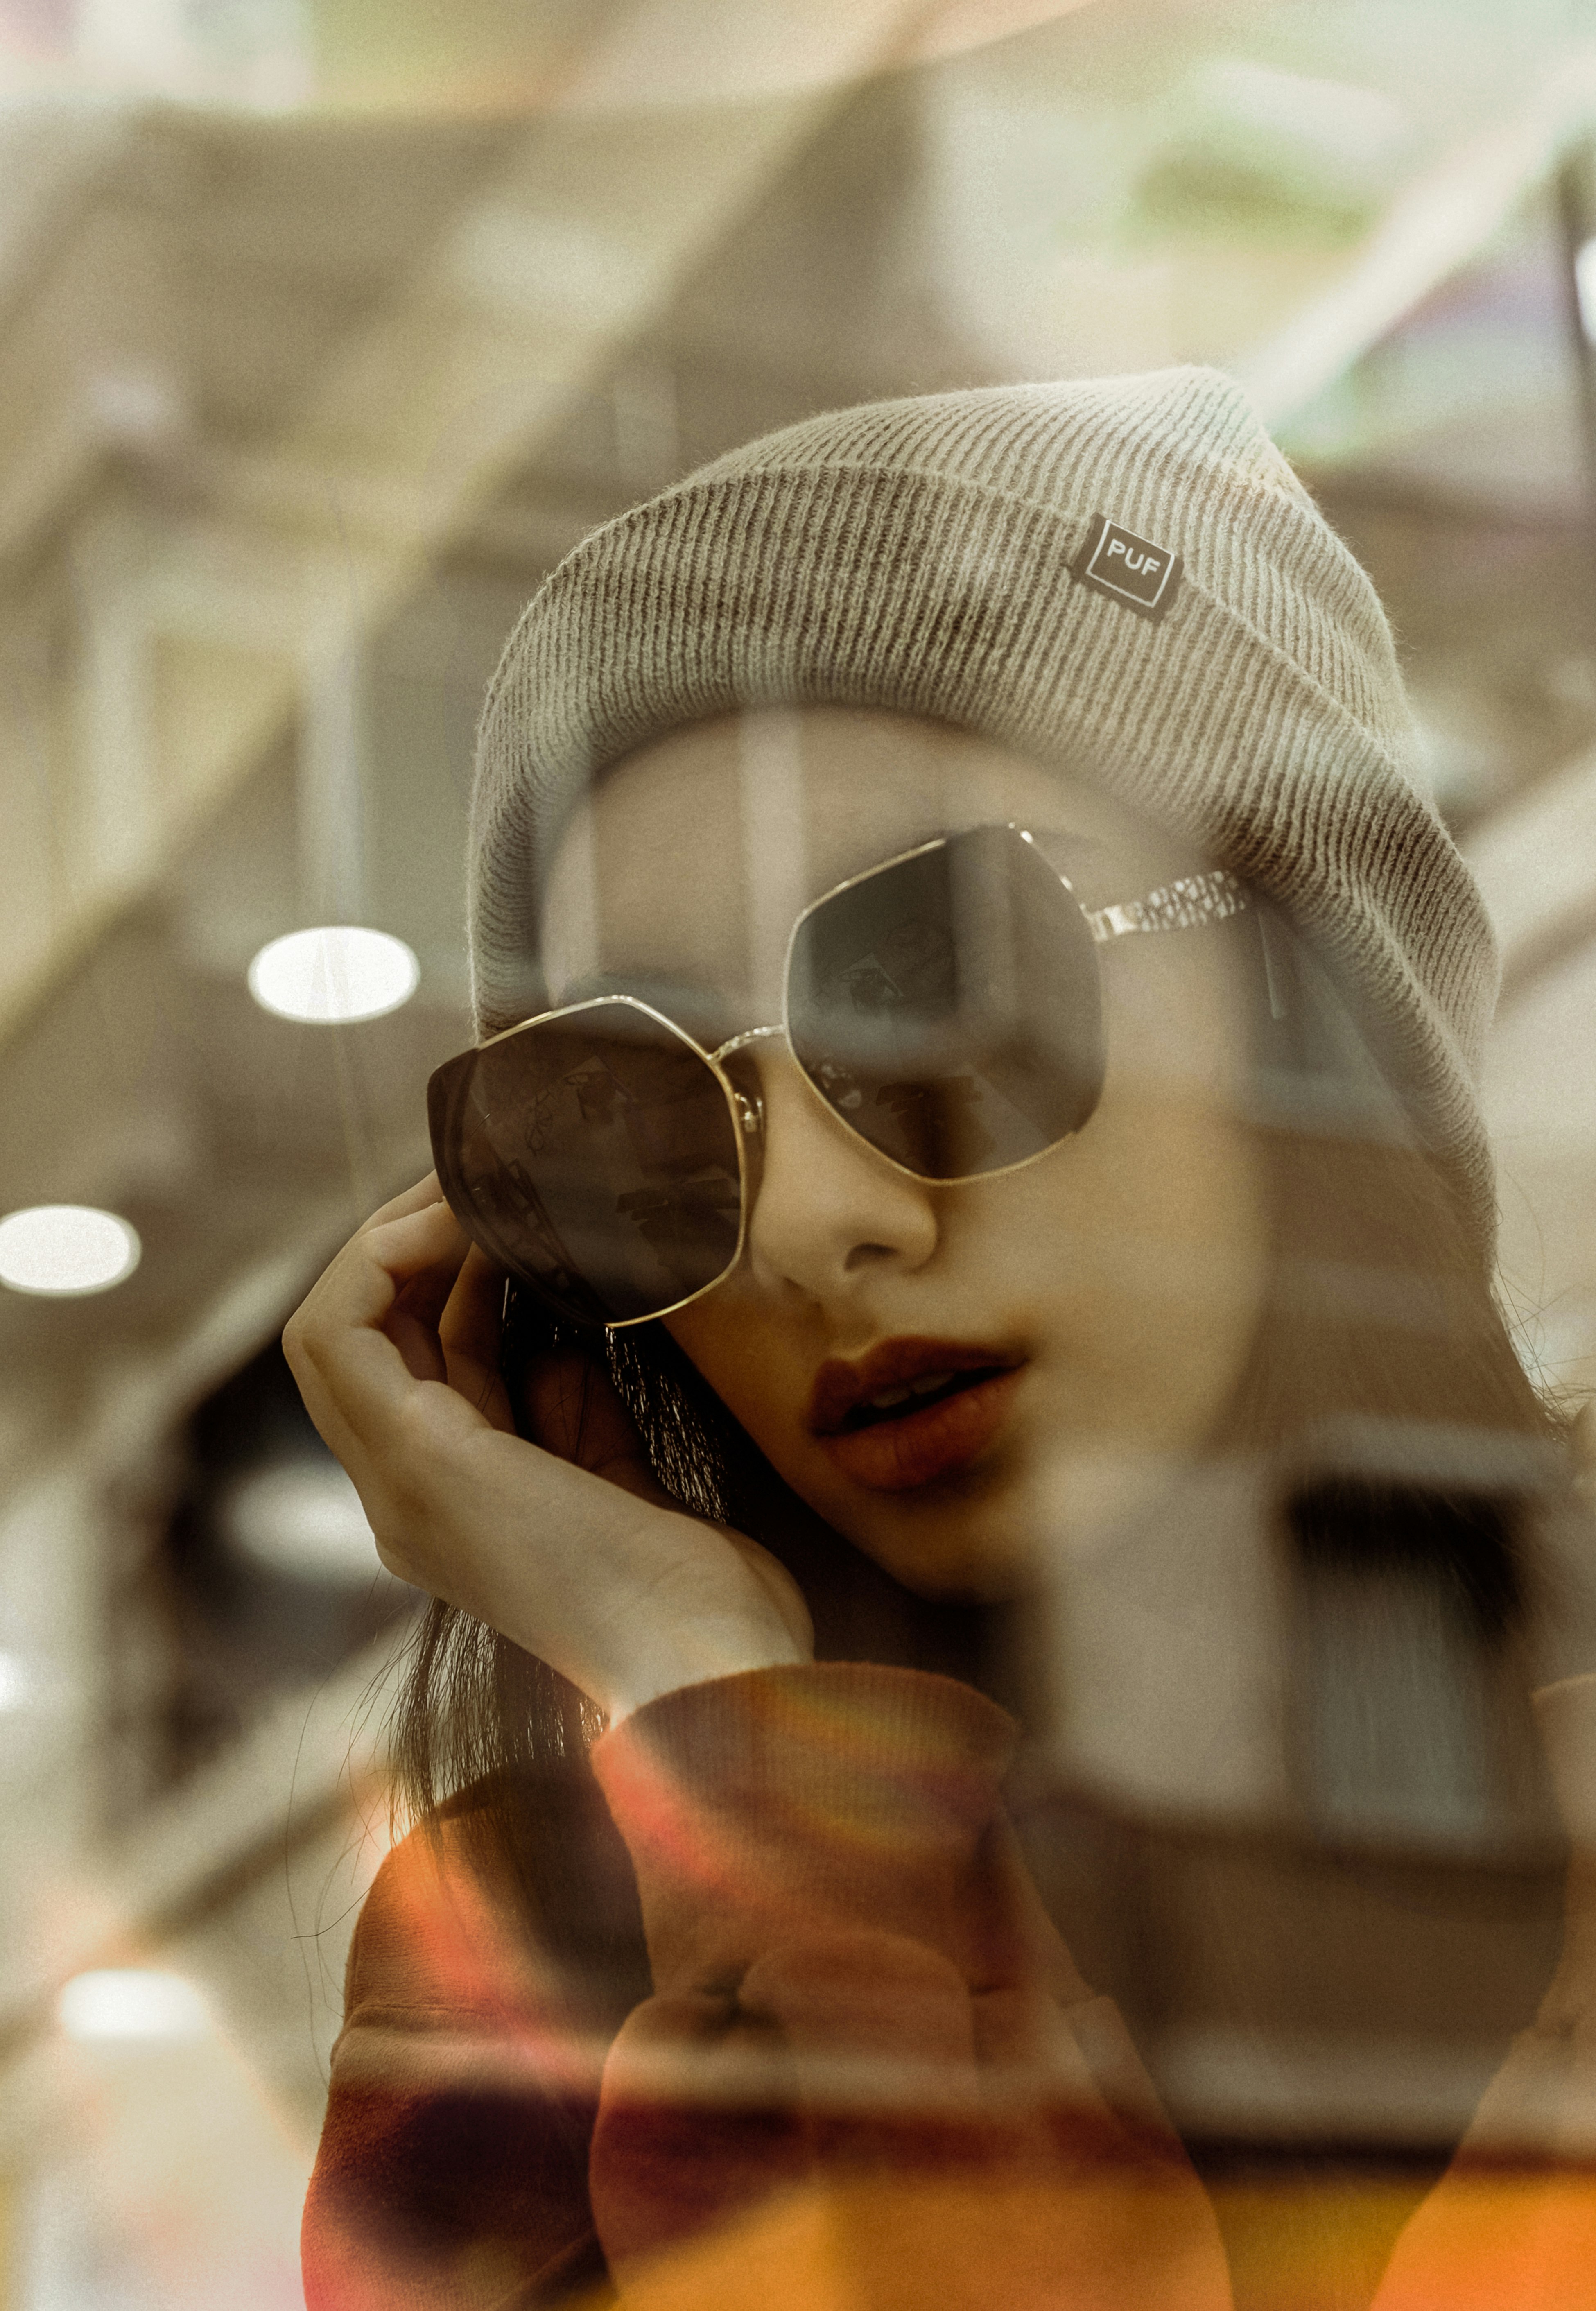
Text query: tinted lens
429 1003 743 1325
787 825 1104 1179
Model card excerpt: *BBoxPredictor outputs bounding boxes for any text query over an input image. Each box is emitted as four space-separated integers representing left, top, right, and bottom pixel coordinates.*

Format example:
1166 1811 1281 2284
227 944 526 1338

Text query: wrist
607 1621 811 1722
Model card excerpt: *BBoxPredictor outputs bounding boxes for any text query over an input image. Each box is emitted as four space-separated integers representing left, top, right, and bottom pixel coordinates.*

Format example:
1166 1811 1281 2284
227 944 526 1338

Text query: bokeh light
0 1205 141 1296
0 9 1594 2307
1577 235 1596 341
246 927 419 1024
220 1459 379 1583
58 1970 208 2043
0 1653 34 1710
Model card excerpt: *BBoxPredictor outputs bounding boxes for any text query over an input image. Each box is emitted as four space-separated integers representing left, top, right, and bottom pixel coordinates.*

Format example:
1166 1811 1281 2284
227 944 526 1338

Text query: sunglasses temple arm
1083 868 1249 944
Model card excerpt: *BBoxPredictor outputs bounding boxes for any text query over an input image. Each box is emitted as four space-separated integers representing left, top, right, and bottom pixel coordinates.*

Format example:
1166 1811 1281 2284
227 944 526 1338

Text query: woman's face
541 708 1270 1597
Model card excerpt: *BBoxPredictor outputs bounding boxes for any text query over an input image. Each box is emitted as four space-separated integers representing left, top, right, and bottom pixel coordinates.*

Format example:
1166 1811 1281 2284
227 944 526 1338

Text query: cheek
663 934 1273 1511
662 1287 812 1459
998 1063 1271 1445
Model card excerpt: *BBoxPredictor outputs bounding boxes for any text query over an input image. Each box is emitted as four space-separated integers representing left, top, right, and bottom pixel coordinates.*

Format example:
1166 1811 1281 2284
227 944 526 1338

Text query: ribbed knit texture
469 367 1499 1249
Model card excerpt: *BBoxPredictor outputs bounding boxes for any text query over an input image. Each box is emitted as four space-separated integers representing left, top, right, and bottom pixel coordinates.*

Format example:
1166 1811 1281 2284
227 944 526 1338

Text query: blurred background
0 0 1595 2301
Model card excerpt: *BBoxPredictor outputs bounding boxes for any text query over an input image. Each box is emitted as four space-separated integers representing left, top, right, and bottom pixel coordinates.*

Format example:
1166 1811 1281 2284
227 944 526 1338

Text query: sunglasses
428 823 1249 1329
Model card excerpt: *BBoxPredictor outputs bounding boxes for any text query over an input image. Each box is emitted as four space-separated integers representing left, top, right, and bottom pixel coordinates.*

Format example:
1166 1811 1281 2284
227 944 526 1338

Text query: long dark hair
391 905 1587 1838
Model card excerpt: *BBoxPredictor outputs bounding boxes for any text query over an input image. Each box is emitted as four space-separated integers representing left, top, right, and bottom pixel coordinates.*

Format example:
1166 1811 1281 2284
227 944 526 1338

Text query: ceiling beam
1240 52 1596 427
0 0 936 1049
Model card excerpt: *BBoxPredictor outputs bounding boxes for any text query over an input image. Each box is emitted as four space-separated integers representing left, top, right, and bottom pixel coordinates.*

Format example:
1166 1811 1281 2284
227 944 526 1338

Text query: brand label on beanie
1073 516 1182 622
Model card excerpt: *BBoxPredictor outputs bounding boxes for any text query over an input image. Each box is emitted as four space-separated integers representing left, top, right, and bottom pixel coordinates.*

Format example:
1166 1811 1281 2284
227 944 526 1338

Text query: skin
294 709 1596 2311
547 709 1271 1592
285 708 1270 1719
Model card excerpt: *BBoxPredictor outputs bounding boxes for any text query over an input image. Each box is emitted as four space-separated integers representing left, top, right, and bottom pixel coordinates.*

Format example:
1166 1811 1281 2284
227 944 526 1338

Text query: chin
846 1503 1038 1603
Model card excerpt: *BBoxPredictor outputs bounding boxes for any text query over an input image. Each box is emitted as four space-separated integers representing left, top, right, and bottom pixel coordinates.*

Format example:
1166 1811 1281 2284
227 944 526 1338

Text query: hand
283 1177 812 1719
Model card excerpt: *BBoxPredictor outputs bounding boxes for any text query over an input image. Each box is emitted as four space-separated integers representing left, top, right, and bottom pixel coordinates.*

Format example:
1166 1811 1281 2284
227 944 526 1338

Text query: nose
741 1046 940 1301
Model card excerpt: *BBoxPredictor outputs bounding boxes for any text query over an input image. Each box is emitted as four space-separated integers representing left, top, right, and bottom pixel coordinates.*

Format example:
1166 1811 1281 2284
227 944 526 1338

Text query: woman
287 370 1596 2309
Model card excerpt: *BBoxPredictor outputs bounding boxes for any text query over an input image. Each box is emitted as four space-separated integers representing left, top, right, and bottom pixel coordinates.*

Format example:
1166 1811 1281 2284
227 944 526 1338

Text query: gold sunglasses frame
432 825 1249 1329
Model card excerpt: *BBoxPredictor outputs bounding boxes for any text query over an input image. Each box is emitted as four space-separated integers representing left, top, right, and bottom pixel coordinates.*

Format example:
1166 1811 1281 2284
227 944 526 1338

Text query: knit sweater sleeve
302 1663 1231 2310
584 1663 1231 2307
301 1778 633 2311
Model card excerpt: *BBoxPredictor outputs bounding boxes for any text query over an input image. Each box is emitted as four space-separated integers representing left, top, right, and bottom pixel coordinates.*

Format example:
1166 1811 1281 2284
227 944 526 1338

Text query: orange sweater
302 1664 1596 2310
303 1664 1234 2308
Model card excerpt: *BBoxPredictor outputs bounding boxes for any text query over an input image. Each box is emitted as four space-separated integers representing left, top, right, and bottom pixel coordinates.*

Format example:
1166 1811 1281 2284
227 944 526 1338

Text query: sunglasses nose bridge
709 1022 786 1066
708 1025 778 1155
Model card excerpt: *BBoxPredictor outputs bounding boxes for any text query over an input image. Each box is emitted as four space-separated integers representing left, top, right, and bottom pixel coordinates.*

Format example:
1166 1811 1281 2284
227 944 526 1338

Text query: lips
808 1336 1026 1493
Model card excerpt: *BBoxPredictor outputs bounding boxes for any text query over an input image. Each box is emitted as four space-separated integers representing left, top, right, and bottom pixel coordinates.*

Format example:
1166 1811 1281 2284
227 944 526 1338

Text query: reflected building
0 4 1595 2304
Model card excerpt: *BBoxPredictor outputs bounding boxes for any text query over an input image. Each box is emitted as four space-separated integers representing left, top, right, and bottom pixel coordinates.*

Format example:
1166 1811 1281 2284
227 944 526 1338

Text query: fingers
357 1172 447 1233
352 1175 470 1382
283 1185 813 1719
522 1348 667 1503
438 1247 517 1434
386 1231 471 1384
285 1193 472 1465
437 1243 505 1374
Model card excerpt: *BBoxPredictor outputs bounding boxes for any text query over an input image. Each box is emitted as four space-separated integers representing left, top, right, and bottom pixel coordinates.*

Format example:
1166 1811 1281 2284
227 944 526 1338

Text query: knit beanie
469 366 1499 1252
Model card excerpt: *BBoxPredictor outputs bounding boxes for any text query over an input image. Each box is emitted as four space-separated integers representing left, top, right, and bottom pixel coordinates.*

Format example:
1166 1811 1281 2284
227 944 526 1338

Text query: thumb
520 1348 668 1504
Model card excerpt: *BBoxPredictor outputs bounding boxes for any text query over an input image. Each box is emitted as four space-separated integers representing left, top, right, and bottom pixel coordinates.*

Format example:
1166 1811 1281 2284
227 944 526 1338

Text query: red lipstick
808 1337 1025 1494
